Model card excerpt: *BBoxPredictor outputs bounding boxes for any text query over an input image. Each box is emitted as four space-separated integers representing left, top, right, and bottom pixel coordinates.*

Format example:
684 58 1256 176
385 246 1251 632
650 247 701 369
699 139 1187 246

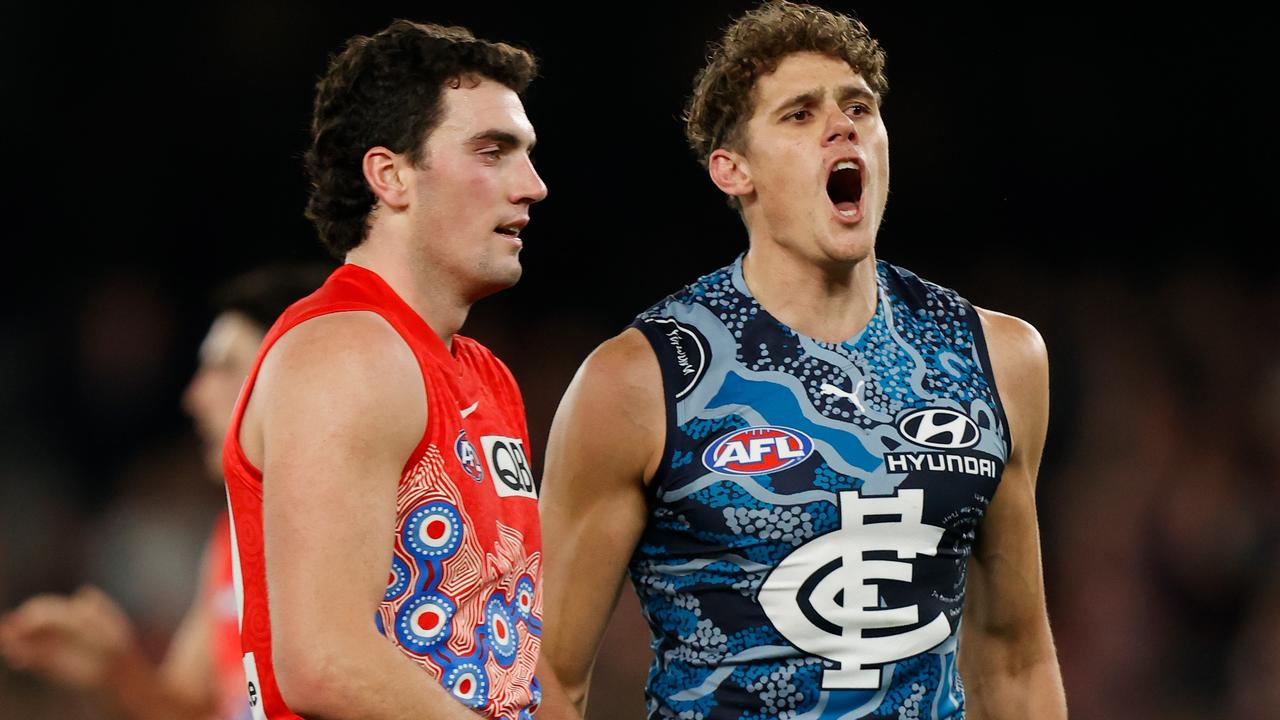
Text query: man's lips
825 157 864 223
494 217 529 238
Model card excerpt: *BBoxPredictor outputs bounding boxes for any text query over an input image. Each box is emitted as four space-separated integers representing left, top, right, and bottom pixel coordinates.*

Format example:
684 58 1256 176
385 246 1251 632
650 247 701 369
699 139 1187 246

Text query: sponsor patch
897 407 980 449
481 435 536 499
884 452 999 479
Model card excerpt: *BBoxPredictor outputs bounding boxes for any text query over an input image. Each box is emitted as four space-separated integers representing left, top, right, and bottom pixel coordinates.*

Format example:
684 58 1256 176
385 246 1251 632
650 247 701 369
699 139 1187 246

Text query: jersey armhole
227 303 432 486
629 321 679 506
958 298 1014 460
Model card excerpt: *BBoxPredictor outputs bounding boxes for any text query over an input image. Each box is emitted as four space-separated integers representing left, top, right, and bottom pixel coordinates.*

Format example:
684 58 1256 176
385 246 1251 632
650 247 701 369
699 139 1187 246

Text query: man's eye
847 104 870 117
481 148 504 160
786 109 811 121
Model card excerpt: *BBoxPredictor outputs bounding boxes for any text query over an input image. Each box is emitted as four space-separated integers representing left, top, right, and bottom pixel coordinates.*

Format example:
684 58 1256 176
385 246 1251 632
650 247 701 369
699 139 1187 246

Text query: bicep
538 330 662 694
257 314 425 651
964 309 1052 641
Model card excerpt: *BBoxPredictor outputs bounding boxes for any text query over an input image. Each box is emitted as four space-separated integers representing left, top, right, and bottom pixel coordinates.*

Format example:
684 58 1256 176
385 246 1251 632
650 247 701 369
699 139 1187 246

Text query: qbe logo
702 426 814 476
481 435 536 499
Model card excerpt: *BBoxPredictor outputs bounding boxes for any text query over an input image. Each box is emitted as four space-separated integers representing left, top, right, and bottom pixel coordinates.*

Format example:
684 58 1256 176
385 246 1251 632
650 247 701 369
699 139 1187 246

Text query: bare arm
156 538 218 712
536 329 664 720
248 312 480 720
959 309 1067 719
0 585 219 720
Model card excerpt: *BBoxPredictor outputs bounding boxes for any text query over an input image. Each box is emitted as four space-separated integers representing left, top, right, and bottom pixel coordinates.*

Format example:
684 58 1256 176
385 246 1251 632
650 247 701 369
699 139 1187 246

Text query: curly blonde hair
685 1 888 168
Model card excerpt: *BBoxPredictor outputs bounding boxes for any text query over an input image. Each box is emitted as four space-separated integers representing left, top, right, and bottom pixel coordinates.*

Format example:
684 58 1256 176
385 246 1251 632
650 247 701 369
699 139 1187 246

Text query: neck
741 240 878 344
345 239 470 349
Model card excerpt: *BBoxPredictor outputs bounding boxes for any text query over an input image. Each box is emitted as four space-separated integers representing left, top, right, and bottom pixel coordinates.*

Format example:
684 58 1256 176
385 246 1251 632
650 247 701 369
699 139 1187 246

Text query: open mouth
826 160 863 220
494 221 525 239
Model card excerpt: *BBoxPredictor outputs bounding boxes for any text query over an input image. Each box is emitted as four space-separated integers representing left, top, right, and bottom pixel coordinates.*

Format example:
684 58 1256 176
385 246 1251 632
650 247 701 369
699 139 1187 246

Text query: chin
470 263 523 300
820 232 876 265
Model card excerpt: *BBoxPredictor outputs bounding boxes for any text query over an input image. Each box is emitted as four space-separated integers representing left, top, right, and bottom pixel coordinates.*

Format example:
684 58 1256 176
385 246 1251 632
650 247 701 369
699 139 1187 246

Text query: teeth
838 208 857 217
834 160 858 171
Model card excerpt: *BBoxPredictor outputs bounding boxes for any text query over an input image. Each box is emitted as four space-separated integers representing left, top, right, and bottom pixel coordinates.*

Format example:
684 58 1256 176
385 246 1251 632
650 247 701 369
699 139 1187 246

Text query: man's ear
362 146 411 210
708 147 753 200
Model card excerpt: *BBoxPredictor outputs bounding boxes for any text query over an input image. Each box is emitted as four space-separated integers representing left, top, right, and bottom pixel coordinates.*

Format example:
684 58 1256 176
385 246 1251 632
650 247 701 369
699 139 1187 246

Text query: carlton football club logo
759 488 952 689
702 426 814 475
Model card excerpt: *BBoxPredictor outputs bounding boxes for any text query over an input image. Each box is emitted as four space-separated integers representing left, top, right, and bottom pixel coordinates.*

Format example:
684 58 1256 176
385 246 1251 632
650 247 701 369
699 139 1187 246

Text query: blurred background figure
0 266 330 720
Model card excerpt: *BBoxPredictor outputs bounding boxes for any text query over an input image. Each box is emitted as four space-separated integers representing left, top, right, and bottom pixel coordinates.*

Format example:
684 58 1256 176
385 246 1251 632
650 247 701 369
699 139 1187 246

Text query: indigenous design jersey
223 264 542 720
630 256 1009 720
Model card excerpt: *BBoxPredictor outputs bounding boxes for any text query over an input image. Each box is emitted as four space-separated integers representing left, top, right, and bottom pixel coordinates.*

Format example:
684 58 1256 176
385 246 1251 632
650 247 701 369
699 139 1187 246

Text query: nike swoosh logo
460 401 479 418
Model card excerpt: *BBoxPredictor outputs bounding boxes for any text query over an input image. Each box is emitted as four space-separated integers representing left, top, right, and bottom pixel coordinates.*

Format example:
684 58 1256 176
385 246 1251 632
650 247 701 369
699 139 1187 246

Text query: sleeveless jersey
223 264 542 720
629 256 1009 720
200 511 252 720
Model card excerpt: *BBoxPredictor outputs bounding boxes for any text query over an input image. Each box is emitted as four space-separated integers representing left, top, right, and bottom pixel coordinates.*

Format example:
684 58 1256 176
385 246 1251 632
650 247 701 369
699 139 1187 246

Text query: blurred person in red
221 19 547 720
0 265 326 720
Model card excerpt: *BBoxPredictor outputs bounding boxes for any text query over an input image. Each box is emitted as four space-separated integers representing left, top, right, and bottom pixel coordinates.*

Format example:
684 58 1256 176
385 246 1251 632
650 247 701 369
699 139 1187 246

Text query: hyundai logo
897 408 979 449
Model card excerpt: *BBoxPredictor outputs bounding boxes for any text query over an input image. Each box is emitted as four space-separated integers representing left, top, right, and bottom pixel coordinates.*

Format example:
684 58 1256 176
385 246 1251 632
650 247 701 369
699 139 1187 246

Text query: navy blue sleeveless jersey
628 255 1010 720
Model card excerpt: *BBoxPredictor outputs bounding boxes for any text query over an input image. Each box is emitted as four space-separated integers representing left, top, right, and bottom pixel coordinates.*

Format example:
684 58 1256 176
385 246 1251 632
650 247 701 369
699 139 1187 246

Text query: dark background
1 3 1276 719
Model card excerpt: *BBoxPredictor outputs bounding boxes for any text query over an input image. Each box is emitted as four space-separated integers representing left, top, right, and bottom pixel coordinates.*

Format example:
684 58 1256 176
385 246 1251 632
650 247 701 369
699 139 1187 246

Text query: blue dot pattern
628 256 1009 719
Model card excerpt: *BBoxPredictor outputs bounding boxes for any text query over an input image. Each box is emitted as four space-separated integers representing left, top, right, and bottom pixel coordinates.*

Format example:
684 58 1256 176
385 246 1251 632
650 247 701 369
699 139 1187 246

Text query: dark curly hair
304 20 537 258
685 1 888 171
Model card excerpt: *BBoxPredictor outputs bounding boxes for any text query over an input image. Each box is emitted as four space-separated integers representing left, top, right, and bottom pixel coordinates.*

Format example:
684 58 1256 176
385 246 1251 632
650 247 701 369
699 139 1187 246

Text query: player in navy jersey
537 2 1066 719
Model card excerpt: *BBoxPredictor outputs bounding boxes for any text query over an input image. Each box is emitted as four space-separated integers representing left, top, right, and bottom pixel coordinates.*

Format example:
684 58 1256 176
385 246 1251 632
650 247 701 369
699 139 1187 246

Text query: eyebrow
836 85 878 106
467 129 537 152
772 85 878 115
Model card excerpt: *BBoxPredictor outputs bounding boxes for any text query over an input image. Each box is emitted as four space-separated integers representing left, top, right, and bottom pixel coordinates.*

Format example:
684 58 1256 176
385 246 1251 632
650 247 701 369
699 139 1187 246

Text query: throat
741 250 879 344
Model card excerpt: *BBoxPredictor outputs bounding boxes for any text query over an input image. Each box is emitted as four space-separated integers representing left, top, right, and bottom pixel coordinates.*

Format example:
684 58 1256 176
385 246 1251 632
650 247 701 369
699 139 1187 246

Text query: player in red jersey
0 266 325 720
221 20 547 720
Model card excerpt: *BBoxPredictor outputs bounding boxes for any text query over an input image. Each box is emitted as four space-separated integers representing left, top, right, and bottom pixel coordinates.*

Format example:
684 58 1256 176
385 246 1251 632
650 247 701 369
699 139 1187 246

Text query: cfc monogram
758 489 951 690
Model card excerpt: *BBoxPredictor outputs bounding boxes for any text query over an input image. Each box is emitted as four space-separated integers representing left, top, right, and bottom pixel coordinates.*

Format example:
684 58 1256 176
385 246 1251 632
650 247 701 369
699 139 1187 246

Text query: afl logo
455 429 483 482
897 408 979 449
703 426 815 476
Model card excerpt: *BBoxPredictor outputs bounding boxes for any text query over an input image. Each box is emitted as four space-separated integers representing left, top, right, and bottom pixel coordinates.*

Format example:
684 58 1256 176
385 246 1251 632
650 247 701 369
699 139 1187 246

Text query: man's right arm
536 329 665 720
247 311 480 720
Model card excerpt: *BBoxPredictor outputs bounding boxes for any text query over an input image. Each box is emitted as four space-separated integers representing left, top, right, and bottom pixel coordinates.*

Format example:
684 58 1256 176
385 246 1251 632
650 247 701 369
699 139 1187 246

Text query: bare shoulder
575 327 661 395
262 312 416 383
975 308 1048 390
547 327 664 487
975 308 1049 458
246 311 425 460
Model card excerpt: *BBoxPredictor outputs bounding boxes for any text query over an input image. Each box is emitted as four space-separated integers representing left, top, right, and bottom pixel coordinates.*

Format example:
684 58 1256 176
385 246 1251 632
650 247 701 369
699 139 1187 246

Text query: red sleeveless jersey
200 512 251 720
222 264 542 720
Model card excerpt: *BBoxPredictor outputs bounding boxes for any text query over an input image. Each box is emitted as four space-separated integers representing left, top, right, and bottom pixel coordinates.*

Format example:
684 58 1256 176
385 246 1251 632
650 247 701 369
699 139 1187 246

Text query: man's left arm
959 308 1067 719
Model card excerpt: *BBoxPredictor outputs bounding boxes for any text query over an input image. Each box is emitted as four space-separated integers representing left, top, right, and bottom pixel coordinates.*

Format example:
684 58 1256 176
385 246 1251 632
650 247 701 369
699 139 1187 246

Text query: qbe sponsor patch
481 435 536 499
